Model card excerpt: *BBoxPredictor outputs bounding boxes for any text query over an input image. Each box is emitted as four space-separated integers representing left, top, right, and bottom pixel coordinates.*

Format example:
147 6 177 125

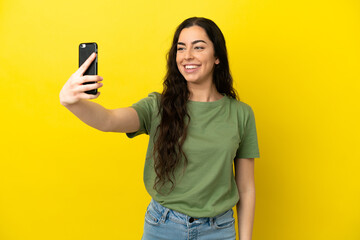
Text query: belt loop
160 208 170 223
210 217 214 227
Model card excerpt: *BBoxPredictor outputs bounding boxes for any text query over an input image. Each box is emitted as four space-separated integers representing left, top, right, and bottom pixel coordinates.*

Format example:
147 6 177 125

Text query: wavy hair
152 17 239 194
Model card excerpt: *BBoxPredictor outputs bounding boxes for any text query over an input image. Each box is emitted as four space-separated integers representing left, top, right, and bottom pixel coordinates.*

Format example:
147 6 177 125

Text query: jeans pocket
144 203 161 226
213 209 235 229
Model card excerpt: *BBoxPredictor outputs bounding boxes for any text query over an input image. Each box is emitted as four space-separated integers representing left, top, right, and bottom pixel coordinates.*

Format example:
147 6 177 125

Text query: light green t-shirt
127 92 260 217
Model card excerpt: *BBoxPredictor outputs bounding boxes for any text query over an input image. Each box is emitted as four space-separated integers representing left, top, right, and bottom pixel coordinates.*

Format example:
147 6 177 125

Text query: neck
187 81 223 102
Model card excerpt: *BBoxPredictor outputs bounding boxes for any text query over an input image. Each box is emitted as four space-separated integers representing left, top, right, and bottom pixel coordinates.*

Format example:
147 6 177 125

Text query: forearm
62 99 112 132
236 190 255 240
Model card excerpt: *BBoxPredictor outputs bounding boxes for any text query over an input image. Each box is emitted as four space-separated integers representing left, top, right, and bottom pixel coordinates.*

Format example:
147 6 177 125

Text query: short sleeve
126 92 160 138
235 104 260 159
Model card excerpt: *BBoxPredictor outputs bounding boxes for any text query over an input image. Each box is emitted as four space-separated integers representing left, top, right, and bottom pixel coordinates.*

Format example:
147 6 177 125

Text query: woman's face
176 26 219 85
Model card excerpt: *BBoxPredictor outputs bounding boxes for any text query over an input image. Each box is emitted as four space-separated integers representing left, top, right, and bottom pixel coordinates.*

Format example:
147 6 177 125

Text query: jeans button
189 217 194 223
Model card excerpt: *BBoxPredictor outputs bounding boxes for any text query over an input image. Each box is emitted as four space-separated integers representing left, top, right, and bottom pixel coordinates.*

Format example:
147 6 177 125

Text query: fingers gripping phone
79 42 98 95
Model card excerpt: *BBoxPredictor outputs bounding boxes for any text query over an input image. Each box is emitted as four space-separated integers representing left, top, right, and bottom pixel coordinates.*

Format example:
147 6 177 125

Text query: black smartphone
79 42 98 95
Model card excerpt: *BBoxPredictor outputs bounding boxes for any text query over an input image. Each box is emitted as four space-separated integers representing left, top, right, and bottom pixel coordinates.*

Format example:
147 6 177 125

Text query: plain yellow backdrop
1 0 359 239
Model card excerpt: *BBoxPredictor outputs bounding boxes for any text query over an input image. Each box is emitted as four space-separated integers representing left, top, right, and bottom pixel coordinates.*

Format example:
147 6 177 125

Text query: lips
183 64 201 73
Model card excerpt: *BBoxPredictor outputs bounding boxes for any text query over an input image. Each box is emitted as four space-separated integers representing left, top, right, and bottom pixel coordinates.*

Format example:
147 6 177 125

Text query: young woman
60 17 260 240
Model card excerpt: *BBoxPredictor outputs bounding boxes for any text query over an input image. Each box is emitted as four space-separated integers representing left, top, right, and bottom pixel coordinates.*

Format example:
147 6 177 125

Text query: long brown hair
152 17 238 194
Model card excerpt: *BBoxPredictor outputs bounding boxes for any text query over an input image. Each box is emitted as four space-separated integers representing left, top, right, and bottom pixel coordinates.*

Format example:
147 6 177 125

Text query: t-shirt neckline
187 94 227 108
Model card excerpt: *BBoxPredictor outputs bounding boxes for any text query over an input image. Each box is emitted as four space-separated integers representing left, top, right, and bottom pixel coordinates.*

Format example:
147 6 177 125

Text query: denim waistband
149 199 233 225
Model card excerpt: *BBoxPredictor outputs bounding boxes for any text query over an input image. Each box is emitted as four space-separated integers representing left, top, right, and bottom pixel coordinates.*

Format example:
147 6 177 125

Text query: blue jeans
142 199 236 240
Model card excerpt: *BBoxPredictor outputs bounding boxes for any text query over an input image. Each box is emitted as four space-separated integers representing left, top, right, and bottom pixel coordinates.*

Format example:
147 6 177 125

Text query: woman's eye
194 46 204 50
177 47 185 51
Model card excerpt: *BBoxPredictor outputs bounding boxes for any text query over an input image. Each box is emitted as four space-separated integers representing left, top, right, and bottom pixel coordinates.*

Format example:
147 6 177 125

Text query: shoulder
131 91 161 111
138 91 161 103
227 97 254 114
227 97 257 127
147 91 161 99
147 92 161 108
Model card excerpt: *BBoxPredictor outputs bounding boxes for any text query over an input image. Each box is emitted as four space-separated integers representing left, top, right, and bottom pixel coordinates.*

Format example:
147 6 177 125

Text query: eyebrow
177 40 207 45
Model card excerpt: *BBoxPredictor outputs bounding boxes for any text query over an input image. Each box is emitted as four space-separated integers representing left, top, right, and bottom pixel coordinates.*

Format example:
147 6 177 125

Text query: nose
184 48 193 60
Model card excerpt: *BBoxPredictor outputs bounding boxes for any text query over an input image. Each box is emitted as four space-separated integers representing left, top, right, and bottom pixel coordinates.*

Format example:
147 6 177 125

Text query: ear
215 58 220 65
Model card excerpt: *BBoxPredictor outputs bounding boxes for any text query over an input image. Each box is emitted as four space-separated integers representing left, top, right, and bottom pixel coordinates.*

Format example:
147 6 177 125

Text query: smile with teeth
185 65 200 69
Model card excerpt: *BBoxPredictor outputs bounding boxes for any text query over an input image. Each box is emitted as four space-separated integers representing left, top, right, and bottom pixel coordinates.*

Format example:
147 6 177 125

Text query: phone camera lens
80 43 86 48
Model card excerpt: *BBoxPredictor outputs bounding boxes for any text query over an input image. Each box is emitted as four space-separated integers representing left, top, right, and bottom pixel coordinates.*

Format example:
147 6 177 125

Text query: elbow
99 128 111 132
236 182 256 195
99 109 117 132
98 124 114 132
238 188 256 196
93 122 114 133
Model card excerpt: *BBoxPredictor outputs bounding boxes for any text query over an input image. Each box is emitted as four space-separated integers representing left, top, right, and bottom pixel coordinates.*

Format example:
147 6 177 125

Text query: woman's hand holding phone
60 52 103 106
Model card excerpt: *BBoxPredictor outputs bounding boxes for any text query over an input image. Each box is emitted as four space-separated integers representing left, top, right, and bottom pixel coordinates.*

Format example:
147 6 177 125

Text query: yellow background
1 0 359 239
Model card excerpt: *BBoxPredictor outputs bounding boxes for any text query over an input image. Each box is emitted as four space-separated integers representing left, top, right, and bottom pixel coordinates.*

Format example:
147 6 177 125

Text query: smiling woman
59 17 260 240
176 27 220 87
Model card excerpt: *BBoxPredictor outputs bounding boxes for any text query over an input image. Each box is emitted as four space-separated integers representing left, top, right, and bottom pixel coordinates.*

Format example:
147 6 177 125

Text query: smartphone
79 42 98 95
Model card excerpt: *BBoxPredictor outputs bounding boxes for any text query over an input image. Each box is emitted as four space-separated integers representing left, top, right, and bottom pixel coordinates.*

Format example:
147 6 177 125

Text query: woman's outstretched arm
60 52 139 133
235 158 256 240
